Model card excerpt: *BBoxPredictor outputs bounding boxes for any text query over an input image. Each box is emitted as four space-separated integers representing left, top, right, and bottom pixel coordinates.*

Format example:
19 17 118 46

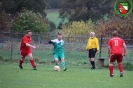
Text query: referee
86 32 99 69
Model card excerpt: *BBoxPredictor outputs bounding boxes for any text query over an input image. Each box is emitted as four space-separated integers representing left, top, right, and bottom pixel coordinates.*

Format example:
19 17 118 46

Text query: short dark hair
112 31 118 36
26 30 32 34
58 32 62 35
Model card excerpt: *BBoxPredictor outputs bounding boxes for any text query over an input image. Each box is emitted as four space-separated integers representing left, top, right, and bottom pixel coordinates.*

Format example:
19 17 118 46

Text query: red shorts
20 49 32 58
110 53 123 63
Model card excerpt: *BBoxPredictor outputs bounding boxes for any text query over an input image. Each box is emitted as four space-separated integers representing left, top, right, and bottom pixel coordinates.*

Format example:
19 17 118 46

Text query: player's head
57 32 62 40
90 32 95 38
112 31 118 37
26 30 32 37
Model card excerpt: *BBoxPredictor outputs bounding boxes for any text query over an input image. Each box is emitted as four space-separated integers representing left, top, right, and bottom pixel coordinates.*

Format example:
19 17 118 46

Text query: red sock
118 64 123 73
19 59 23 66
30 59 35 68
109 66 114 75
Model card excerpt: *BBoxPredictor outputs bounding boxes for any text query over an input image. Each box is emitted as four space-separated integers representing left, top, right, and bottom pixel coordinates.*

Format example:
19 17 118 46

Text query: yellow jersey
86 37 99 51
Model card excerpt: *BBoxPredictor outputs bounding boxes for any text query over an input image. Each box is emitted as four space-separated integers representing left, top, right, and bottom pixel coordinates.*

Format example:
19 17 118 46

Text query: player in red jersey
107 31 127 77
19 30 37 70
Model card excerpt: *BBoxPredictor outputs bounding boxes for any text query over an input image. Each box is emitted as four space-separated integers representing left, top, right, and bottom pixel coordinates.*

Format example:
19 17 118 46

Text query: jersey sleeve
23 36 29 44
107 40 111 46
86 39 89 50
96 38 100 51
52 39 57 45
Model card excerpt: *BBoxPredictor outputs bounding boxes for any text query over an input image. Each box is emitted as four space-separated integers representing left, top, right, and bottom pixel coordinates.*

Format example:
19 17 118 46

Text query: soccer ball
54 66 60 71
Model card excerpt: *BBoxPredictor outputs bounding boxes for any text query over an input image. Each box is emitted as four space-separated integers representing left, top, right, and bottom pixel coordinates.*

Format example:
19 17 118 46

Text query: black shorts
88 48 97 58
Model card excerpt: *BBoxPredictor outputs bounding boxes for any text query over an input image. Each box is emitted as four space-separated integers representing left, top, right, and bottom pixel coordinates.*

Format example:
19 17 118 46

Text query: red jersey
20 34 31 51
107 37 124 54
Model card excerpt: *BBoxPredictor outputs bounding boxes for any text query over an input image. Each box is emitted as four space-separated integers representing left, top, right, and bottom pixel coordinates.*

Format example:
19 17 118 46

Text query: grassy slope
45 9 68 28
0 63 133 88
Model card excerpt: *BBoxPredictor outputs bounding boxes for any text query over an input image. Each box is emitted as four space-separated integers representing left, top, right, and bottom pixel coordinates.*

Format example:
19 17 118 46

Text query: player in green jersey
49 33 67 71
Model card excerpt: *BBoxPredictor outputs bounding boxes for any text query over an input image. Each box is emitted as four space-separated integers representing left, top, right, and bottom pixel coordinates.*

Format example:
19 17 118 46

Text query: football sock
19 59 23 66
90 61 93 66
91 61 95 69
118 64 123 73
109 65 114 75
62 62 66 69
56 63 59 66
30 59 35 68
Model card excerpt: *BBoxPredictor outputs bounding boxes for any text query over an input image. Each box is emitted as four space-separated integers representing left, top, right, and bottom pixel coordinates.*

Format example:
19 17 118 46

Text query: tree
49 21 56 31
12 10 49 33
46 0 61 9
59 0 114 22
0 0 46 16
95 14 133 38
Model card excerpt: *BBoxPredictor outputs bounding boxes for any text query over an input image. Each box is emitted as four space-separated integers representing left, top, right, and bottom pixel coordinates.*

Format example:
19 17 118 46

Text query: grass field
0 48 133 88
0 62 133 88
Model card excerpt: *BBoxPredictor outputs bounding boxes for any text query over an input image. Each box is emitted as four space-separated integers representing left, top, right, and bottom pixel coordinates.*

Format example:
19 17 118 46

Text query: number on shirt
114 40 118 46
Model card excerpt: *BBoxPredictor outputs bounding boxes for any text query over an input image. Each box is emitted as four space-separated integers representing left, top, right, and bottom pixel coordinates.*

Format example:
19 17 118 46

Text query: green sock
56 63 59 66
62 62 65 69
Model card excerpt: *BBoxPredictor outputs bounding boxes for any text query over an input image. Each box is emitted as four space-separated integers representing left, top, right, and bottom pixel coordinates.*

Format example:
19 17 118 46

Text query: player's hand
123 53 126 56
86 51 88 54
32 46 36 49
108 54 111 57
48 40 52 44
96 51 99 55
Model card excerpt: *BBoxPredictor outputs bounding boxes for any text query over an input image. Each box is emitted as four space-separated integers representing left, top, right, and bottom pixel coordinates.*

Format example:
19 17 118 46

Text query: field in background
45 9 68 28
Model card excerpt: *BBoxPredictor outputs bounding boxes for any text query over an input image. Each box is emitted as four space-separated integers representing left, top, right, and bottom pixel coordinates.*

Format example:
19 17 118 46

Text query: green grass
0 62 133 88
0 49 133 88
45 9 68 28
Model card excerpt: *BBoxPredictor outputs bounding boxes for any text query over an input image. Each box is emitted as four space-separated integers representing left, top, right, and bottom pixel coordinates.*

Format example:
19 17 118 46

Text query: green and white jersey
52 39 64 54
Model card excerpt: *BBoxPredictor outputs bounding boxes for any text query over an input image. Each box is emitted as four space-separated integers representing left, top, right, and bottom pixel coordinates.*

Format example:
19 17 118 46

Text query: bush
61 20 94 42
61 20 94 36
12 10 50 33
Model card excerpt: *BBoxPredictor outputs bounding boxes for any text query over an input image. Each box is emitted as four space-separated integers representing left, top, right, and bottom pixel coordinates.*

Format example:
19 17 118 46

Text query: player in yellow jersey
86 32 99 69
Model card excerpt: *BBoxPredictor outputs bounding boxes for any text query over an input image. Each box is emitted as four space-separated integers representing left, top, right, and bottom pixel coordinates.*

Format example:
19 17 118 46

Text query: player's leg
90 49 96 69
19 51 26 69
28 53 37 70
54 54 59 66
19 57 25 69
90 58 95 69
60 53 67 71
109 54 116 77
117 54 123 77
88 49 93 69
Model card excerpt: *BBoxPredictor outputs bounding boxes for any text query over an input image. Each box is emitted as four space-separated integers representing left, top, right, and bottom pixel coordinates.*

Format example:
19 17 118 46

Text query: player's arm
25 43 36 49
108 46 111 57
85 39 89 53
96 38 100 54
123 43 127 56
48 40 54 44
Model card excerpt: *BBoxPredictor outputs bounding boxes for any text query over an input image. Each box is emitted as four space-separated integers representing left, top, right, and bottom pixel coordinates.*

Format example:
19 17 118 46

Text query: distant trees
59 0 114 22
46 0 61 9
0 0 46 16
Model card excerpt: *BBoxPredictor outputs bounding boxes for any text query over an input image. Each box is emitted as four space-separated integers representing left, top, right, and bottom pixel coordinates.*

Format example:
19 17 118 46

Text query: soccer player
19 30 37 70
107 31 127 77
49 33 67 71
86 32 99 69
